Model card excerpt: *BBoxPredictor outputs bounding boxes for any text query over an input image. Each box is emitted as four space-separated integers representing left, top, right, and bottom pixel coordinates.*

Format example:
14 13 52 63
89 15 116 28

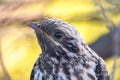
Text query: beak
28 22 40 30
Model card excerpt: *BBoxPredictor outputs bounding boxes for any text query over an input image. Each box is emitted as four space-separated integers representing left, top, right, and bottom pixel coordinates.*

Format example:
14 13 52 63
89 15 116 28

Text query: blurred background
0 0 120 80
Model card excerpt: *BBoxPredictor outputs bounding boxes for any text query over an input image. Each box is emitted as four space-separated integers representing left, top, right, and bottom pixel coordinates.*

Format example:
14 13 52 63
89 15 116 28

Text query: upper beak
28 22 40 30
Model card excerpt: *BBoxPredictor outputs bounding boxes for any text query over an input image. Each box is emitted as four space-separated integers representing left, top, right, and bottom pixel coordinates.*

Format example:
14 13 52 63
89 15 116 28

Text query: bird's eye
54 31 63 39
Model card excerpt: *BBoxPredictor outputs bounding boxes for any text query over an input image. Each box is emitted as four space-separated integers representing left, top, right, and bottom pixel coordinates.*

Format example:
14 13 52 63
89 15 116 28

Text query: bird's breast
32 55 97 80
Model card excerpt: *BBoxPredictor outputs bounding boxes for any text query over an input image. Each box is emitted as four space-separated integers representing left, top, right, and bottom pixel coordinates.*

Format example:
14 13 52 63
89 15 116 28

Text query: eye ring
54 30 64 39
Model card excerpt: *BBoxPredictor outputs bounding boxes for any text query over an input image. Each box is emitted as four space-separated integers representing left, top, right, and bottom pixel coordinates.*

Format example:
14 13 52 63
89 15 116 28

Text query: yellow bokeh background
0 0 120 80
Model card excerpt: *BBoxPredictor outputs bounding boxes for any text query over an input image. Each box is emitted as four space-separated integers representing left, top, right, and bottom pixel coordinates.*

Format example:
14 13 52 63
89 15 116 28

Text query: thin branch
95 0 120 80
107 0 120 11
95 0 115 31
111 24 120 80
0 0 52 27
0 36 11 80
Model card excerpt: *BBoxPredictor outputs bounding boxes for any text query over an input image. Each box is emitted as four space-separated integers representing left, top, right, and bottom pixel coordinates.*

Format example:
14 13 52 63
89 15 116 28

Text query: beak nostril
28 22 40 29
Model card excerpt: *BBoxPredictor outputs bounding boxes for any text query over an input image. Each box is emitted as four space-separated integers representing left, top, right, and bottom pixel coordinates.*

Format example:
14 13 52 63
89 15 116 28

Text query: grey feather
29 17 110 80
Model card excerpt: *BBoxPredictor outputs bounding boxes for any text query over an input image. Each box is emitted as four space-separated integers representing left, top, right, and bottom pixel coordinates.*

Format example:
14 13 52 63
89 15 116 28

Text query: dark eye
54 31 63 39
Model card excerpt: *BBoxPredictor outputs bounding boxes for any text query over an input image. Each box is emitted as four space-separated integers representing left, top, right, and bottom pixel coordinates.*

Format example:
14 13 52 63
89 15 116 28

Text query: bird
29 17 110 80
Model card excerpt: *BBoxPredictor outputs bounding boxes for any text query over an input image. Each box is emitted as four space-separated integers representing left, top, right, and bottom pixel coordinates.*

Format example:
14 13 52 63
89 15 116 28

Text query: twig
95 0 115 31
0 36 11 80
107 0 120 11
95 0 120 80
111 24 120 80
0 0 51 27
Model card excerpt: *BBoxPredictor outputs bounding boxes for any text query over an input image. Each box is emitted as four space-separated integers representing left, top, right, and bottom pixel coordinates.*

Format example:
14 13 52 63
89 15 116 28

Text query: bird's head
29 17 86 57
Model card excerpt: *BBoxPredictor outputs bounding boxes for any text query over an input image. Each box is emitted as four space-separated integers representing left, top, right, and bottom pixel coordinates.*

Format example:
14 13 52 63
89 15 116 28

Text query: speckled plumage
29 17 110 80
